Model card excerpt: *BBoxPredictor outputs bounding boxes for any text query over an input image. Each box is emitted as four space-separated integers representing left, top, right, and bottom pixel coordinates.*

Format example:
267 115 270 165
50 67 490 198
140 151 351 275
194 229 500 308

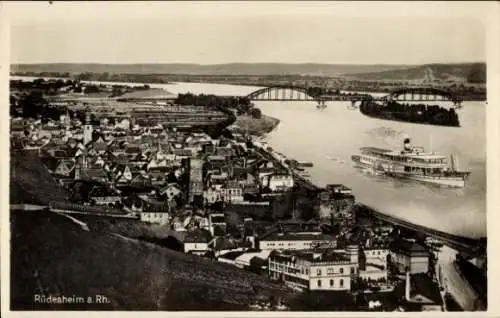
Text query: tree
249 107 262 119
84 84 100 94
162 236 182 251
18 91 48 119
466 65 486 84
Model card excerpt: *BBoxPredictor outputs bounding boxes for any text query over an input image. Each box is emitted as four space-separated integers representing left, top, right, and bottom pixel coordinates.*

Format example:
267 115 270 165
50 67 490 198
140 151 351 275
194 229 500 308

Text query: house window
350 267 355 274
340 279 344 287
330 279 334 287
317 279 322 287
340 268 344 274
317 269 322 276
305 269 309 275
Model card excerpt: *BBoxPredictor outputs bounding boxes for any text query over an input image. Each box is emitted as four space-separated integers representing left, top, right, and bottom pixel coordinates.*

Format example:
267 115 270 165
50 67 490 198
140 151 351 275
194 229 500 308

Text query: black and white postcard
1 1 499 316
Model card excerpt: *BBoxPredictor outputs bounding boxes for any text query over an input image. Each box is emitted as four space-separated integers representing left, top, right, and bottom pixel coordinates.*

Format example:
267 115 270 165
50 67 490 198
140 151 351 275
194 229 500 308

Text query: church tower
64 109 71 132
83 113 93 145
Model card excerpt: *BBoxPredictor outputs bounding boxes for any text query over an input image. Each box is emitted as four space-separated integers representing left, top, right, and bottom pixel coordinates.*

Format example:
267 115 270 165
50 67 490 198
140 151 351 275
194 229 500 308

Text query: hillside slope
11 209 295 310
347 63 486 83
9 151 296 310
10 151 70 205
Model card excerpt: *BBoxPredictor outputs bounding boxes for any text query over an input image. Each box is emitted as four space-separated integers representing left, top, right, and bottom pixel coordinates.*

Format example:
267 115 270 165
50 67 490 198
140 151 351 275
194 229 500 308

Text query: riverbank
229 114 280 136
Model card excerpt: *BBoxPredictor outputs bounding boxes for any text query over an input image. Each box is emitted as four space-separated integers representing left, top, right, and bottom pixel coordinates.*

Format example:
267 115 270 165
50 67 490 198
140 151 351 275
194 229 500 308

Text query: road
436 246 478 311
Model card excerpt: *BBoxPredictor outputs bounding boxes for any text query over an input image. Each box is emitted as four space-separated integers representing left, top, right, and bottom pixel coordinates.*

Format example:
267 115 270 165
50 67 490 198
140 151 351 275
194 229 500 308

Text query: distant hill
11 63 417 77
346 63 486 84
11 62 486 84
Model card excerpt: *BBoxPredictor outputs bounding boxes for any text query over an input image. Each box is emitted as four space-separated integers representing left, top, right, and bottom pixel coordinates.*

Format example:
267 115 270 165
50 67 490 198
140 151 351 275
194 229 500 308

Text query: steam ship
351 137 471 188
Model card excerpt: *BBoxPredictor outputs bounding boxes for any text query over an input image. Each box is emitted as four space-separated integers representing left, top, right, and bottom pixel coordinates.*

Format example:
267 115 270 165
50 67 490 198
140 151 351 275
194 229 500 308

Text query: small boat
297 161 314 168
352 137 471 188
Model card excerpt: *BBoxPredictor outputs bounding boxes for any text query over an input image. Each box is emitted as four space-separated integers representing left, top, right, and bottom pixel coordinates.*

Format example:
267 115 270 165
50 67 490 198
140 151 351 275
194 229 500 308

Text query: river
256 100 486 239
11 77 487 239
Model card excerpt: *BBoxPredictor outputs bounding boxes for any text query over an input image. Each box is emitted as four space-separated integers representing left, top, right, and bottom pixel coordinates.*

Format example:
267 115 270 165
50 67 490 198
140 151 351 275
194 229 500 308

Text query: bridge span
246 85 319 101
245 85 463 106
380 87 463 105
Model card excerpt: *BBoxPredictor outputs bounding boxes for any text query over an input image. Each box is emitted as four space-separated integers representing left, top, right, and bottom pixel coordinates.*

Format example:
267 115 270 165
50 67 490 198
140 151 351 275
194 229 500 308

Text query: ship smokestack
403 138 412 151
450 154 459 171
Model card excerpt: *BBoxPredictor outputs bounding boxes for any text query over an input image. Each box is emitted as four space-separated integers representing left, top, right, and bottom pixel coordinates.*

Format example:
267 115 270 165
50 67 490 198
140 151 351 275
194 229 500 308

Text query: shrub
249 107 262 119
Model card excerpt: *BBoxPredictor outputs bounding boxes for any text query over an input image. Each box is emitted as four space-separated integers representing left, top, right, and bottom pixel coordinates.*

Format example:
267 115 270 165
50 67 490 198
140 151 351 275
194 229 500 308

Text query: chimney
405 268 411 301
403 138 411 151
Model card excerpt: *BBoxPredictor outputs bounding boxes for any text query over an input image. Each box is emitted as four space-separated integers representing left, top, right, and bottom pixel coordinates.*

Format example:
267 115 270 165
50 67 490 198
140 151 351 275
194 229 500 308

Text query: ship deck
360 147 392 154
360 147 447 160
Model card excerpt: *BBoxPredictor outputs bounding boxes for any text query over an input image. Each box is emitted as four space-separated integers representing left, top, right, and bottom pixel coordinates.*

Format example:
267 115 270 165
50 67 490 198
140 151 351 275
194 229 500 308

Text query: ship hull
351 155 467 188
385 172 466 188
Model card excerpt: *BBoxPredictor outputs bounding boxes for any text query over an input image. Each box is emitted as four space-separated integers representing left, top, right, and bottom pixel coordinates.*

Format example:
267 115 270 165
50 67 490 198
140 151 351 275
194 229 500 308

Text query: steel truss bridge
246 85 463 106
380 87 463 105
246 86 319 101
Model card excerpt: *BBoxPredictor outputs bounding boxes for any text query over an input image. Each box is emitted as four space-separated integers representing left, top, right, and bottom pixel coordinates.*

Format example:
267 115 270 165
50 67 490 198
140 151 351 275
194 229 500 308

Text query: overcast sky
6 1 489 65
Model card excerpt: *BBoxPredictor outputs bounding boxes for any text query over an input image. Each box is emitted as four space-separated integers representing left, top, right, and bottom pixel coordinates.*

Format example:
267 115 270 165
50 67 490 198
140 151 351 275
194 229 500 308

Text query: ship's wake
324 154 347 164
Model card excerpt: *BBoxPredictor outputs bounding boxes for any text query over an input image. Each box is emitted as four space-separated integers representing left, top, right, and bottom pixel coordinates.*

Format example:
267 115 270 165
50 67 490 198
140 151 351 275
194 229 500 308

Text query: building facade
390 240 430 274
268 247 359 291
259 232 336 251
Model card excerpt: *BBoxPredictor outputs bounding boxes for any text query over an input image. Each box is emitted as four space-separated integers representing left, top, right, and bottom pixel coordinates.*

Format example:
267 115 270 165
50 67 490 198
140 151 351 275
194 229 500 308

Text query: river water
11 77 487 238
256 100 486 239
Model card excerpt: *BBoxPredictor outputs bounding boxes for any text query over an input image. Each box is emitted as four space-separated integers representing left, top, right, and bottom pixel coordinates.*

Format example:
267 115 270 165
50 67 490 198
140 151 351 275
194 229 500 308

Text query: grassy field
230 115 280 136
11 209 296 310
117 88 177 99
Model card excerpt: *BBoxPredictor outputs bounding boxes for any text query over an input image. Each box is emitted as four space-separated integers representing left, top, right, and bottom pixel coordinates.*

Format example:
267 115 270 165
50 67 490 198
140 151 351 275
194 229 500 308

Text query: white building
220 187 244 203
208 213 226 237
83 114 93 145
115 118 131 131
183 230 213 255
364 248 389 267
259 232 336 251
140 211 170 225
204 184 244 203
268 246 359 291
262 174 294 192
359 247 389 281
